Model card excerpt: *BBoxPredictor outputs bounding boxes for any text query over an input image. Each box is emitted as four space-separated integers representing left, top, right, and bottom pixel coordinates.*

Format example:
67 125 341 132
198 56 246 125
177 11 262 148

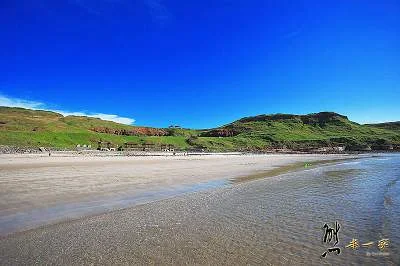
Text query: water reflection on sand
1 154 399 265
207 154 400 265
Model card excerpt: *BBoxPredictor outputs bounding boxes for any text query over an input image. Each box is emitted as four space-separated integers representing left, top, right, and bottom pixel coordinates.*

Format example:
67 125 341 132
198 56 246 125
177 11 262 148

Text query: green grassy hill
0 107 193 149
196 112 400 151
366 121 400 132
1 107 399 152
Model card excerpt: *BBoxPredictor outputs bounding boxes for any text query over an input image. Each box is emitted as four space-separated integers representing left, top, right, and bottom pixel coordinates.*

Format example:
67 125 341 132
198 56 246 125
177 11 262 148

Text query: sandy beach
0 152 359 235
4 152 392 265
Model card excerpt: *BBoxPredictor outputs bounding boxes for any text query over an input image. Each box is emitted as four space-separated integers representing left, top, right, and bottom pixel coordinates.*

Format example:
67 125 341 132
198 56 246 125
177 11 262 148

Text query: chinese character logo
320 221 391 258
321 221 341 258
378 239 389 251
345 239 359 250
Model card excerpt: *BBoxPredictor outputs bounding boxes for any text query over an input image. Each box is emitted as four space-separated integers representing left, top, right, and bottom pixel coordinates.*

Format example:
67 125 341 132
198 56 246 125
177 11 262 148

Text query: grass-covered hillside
1 107 399 152
0 107 194 149
195 112 400 151
366 121 400 132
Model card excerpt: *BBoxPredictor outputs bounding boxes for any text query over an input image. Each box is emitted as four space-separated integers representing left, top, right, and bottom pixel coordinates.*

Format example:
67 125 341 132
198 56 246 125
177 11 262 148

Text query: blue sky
0 0 399 128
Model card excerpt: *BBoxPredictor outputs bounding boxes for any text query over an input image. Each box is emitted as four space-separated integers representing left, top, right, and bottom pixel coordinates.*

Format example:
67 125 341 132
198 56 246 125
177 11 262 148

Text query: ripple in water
183 154 400 265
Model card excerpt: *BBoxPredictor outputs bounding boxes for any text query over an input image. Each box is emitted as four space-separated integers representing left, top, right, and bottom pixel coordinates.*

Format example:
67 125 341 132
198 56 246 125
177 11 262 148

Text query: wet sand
0 153 357 235
5 153 393 265
1 154 399 265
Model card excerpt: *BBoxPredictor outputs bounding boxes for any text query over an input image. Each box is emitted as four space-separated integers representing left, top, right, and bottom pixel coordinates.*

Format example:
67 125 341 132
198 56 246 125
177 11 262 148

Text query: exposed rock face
346 144 372 151
90 127 168 136
370 139 394 150
371 144 393 150
0 145 66 154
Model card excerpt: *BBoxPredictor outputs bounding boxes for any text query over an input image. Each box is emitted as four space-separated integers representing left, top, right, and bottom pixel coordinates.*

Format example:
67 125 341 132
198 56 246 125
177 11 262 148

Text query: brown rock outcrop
90 127 167 136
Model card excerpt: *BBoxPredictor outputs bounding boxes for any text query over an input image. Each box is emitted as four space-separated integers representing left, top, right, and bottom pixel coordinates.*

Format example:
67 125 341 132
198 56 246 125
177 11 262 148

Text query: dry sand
0 152 359 235
1 152 388 265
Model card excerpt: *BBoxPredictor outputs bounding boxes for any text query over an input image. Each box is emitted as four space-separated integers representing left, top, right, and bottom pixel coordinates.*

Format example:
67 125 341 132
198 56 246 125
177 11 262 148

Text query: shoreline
1 154 397 265
0 153 367 236
1 143 398 156
3 156 365 236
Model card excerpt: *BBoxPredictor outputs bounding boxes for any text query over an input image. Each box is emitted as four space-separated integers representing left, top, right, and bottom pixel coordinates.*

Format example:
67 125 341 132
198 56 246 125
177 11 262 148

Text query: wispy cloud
282 28 302 39
70 0 172 24
0 95 43 109
0 94 135 125
282 24 305 40
144 0 171 24
71 0 127 17
73 0 102 15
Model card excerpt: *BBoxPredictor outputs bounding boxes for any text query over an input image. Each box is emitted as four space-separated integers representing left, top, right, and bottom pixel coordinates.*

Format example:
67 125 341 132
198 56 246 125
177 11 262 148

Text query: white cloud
0 95 43 109
0 94 135 125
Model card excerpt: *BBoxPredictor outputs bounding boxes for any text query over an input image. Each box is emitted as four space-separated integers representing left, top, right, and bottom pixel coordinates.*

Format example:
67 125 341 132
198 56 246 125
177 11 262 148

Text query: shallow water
0 154 399 265
0 158 349 235
199 153 400 265
0 177 229 235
